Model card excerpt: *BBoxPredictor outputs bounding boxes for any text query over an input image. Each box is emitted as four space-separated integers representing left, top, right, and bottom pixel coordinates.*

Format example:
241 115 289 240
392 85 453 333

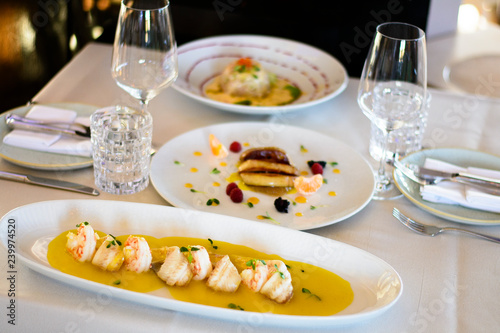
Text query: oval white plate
394 148 500 224
0 102 98 170
150 122 375 230
0 199 402 327
173 35 348 115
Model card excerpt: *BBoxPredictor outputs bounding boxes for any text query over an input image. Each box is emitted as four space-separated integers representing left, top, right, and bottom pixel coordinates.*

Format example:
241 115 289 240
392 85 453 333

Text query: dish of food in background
0 102 97 170
0 200 403 327
150 122 375 230
173 35 348 115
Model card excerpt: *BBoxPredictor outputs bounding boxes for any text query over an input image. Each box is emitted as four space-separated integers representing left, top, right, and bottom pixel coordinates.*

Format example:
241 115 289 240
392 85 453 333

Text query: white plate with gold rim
150 122 375 230
0 199 402 327
173 35 348 115
0 102 97 170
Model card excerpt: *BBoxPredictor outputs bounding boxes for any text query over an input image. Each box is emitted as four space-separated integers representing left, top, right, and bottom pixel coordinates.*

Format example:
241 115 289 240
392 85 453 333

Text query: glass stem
377 129 392 187
140 100 148 114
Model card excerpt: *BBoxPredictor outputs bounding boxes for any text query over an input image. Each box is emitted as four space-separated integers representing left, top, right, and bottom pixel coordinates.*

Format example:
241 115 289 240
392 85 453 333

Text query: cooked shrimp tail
157 246 193 286
182 245 213 281
66 222 98 262
123 236 152 273
240 259 269 292
91 234 124 272
260 260 293 304
206 255 241 293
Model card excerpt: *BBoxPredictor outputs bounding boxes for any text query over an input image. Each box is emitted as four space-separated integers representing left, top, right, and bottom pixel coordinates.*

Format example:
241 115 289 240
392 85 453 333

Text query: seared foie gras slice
206 255 241 292
240 147 291 164
260 260 293 304
238 160 299 175
91 235 124 271
240 172 295 187
157 246 193 286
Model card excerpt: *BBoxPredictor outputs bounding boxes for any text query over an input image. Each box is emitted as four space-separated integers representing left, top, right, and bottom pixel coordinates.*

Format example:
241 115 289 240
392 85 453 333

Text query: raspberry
226 182 238 195
229 188 243 203
310 162 323 175
229 141 242 153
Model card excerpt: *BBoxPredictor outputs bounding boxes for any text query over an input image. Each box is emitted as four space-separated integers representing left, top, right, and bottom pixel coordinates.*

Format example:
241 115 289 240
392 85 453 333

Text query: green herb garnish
113 280 121 285
246 259 266 270
208 238 218 250
274 264 285 279
174 160 184 166
235 100 252 105
228 303 245 311
257 212 279 224
329 162 338 167
180 246 200 263
284 84 302 100
302 288 322 301
206 198 220 206
76 221 89 227
190 188 204 193
210 168 221 175
245 202 254 208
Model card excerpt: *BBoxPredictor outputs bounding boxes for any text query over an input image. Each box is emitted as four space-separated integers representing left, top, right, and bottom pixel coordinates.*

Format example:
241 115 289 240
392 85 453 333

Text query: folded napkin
3 105 92 157
420 158 500 213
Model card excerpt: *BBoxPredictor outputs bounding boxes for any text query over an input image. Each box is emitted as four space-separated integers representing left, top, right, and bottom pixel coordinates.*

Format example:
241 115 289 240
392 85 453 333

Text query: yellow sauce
185 183 193 188
212 182 220 187
205 78 300 107
48 233 353 316
219 162 227 167
190 167 198 173
193 151 202 156
247 197 260 205
333 169 341 174
300 170 309 176
295 196 307 204
328 191 337 197
295 212 303 217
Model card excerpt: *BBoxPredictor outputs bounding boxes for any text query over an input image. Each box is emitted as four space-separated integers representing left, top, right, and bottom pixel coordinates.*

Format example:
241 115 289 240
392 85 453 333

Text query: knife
5 113 90 138
0 171 99 196
417 166 500 189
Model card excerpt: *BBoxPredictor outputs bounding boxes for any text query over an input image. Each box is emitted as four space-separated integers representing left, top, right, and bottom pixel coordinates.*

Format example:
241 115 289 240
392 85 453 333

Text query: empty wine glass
358 22 427 200
111 0 178 112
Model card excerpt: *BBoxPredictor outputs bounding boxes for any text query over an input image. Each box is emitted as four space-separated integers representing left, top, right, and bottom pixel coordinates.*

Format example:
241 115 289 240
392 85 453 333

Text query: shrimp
123 236 152 273
260 260 293 304
206 255 241 293
240 259 269 292
91 235 124 272
184 245 213 280
157 246 193 286
66 222 99 262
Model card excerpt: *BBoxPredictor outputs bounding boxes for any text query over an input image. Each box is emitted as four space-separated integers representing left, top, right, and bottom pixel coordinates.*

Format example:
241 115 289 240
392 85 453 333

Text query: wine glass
111 0 178 112
358 22 427 200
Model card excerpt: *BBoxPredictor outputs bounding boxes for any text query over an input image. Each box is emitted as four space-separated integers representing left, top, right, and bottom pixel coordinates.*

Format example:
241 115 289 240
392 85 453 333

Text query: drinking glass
358 22 427 200
111 0 178 112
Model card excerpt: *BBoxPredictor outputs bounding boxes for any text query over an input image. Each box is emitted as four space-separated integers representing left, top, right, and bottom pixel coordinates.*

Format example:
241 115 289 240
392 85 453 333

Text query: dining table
1 40 500 333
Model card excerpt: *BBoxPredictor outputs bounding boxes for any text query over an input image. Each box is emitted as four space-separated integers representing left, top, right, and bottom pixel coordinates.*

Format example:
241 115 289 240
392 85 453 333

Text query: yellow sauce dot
300 170 309 176
333 169 341 174
329 191 337 196
247 197 260 205
193 151 202 156
212 182 220 187
257 215 266 220
190 168 198 173
295 212 303 217
295 196 307 204
184 183 193 188
219 162 227 167
243 142 250 147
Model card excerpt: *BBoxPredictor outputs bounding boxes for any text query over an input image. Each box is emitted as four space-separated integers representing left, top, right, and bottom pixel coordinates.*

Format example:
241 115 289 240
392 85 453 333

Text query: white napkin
420 158 500 213
3 105 92 157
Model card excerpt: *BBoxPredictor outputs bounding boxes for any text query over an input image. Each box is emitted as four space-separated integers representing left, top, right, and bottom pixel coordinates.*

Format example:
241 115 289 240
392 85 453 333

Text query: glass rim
376 22 425 41
122 0 170 11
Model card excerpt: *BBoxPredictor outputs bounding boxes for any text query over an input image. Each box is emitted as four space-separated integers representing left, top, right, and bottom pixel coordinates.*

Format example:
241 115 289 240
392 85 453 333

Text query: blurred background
0 0 497 112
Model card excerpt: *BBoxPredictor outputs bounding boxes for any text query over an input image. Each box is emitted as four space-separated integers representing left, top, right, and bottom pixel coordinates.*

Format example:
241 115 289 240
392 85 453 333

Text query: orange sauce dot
184 183 193 188
219 162 227 167
190 168 198 173
295 212 303 217
300 171 309 176
257 215 266 220
333 169 341 174
193 151 202 156
295 196 307 204
248 197 260 205
329 191 337 196
212 182 220 187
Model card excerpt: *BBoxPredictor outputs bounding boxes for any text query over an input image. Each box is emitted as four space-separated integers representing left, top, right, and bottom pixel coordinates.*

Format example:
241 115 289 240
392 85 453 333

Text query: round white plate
173 35 348 115
393 148 500 224
0 102 98 170
0 199 402 327
150 122 374 230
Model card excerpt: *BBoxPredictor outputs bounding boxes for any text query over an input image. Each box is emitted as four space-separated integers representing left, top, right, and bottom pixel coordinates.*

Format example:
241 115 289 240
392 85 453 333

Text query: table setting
1 1 500 331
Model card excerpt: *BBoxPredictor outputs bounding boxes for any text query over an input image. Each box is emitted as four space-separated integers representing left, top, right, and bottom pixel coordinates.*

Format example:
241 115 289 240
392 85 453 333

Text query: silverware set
5 113 90 138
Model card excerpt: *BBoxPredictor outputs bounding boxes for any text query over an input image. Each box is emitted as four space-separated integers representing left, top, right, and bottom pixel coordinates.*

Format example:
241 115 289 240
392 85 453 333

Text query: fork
392 208 500 244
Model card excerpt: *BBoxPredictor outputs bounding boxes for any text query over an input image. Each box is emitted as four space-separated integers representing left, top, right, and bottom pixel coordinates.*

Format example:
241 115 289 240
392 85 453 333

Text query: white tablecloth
1 42 500 332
